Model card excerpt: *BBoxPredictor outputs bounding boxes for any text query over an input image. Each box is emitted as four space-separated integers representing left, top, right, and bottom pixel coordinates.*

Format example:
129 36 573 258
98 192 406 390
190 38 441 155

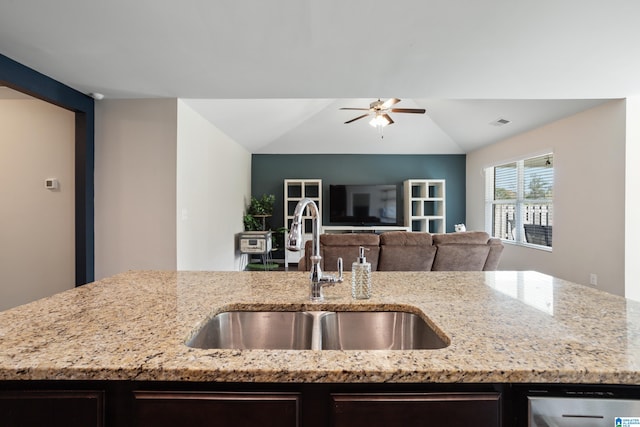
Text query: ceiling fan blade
383 114 394 125
344 113 370 124
390 108 426 114
380 98 401 109
339 107 371 111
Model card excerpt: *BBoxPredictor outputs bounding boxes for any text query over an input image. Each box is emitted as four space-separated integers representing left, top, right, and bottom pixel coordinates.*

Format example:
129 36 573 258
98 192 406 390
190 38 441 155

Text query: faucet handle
320 257 344 285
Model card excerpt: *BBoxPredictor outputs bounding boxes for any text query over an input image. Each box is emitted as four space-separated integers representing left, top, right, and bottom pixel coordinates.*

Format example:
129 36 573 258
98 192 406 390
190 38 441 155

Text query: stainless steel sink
186 311 314 350
320 311 448 350
186 310 448 350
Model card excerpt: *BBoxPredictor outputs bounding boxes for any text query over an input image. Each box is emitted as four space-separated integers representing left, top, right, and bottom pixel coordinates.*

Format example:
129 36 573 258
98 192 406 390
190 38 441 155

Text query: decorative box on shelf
238 231 272 254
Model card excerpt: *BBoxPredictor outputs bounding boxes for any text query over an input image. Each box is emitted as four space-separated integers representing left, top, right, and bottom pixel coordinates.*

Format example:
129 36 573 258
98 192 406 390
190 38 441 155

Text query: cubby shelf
403 179 446 233
283 179 322 267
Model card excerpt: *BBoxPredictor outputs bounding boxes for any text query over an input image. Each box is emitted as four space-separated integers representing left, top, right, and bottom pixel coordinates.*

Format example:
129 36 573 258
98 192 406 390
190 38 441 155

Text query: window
485 154 553 248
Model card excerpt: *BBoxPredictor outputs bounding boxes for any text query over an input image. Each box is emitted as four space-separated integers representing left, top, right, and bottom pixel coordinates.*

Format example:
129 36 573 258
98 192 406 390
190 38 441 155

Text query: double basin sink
186 310 449 351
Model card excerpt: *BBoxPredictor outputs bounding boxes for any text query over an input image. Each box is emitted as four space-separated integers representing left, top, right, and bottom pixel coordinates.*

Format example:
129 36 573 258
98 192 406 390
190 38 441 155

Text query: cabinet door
331 392 501 427
134 391 300 427
0 390 104 427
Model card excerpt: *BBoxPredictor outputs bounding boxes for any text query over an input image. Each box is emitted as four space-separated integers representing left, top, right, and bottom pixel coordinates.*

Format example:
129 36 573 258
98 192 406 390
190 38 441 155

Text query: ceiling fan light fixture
369 113 390 128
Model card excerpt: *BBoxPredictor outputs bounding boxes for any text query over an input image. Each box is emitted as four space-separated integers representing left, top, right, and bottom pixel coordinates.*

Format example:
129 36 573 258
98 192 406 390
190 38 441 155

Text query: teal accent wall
251 154 466 234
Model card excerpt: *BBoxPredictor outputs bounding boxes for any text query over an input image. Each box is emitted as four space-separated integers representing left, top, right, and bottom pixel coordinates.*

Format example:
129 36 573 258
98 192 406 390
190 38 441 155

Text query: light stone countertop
1 270 640 384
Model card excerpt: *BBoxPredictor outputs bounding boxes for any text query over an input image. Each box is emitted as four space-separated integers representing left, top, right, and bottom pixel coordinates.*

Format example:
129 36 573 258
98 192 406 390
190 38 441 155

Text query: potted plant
244 194 275 231
249 194 275 216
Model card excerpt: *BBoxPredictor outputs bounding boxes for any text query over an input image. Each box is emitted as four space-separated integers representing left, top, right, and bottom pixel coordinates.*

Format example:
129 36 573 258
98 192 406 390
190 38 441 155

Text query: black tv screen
329 184 399 225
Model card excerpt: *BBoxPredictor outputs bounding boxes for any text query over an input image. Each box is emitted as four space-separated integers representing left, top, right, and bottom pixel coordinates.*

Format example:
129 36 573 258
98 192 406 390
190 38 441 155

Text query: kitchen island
1 270 640 426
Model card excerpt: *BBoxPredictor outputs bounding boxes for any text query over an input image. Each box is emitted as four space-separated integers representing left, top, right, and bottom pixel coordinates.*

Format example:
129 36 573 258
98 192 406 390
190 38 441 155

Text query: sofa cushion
379 245 436 271
323 245 380 272
483 238 504 271
322 233 380 271
379 231 433 246
378 231 436 271
321 233 380 246
300 234 380 271
432 231 491 245
432 244 490 271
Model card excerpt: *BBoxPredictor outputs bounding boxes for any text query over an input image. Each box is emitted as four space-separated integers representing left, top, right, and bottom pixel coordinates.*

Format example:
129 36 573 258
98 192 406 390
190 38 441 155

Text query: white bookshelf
403 179 446 233
284 179 322 267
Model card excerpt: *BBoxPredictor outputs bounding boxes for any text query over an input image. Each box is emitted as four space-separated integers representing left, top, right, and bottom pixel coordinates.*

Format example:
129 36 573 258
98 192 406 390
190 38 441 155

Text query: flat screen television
329 184 399 226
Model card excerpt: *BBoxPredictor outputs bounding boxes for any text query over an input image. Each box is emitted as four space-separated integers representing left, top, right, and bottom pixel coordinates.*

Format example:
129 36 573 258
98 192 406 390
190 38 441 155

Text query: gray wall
95 99 178 279
251 154 466 235
467 100 626 295
0 97 76 311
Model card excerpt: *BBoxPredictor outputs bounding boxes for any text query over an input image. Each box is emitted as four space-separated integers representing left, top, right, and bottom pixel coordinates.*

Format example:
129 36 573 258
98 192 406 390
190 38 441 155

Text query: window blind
485 154 553 248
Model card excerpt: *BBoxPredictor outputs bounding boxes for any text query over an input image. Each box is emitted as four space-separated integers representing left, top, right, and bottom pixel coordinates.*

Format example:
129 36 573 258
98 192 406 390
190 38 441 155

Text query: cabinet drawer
134 391 300 427
331 392 501 427
0 390 104 427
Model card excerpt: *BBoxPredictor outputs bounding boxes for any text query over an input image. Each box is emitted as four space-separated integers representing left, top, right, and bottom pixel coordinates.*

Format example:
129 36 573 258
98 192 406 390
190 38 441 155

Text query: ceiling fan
340 98 426 128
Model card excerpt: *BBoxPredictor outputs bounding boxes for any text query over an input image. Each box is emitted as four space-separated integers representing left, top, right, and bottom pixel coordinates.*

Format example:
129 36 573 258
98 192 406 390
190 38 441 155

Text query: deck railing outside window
492 203 553 247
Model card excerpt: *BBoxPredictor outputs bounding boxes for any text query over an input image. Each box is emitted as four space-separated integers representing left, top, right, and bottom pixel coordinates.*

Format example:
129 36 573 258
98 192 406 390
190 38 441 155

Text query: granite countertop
1 270 640 384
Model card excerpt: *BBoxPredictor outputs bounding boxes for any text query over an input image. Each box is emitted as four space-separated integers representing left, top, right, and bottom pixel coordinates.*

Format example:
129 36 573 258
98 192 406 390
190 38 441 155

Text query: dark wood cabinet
133 391 300 427
4 380 639 427
0 382 504 427
0 390 104 427
330 392 501 427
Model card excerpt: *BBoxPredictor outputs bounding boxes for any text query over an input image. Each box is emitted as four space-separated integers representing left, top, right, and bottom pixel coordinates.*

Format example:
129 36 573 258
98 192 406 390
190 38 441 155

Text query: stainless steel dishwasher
529 396 640 426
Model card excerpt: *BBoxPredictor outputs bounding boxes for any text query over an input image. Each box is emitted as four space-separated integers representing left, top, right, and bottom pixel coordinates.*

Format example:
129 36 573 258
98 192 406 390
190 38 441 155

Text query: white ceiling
1 0 638 153
182 97 608 153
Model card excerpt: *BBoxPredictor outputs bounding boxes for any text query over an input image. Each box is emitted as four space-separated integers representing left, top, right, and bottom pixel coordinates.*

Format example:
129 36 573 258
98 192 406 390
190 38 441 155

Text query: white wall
467 100 626 296
94 99 178 279
626 98 640 301
0 99 75 310
176 100 251 271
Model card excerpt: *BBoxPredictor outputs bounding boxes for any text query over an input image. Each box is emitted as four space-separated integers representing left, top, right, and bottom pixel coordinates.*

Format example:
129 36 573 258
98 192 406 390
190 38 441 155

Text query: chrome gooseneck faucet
286 198 343 302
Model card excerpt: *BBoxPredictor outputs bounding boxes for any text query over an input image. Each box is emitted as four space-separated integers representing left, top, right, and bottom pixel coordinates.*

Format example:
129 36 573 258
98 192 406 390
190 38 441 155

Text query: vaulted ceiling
2 1 638 153
181 98 608 153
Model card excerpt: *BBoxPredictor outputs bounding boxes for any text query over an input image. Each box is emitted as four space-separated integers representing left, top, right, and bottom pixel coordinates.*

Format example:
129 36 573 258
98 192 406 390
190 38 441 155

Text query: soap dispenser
352 246 372 299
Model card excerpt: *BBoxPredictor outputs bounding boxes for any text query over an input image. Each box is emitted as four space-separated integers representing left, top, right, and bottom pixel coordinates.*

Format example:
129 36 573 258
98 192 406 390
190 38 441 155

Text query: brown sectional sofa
299 231 503 272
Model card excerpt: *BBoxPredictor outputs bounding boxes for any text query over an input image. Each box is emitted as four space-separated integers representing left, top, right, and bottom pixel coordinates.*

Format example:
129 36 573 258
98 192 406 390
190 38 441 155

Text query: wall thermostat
45 178 59 190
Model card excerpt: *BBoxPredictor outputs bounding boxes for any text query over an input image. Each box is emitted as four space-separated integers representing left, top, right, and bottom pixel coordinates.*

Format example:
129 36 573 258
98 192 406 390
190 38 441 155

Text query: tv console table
322 225 411 234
